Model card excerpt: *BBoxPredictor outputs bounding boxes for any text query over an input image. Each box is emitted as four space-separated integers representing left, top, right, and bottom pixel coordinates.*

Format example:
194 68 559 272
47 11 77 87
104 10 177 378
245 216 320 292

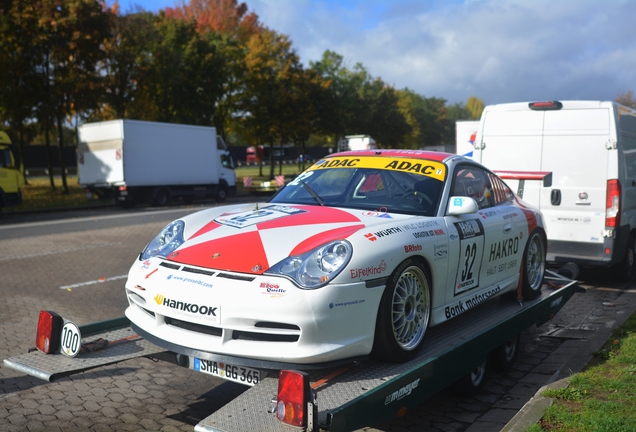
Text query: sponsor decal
329 299 366 309
453 219 484 239
211 253 222 259
479 210 497 219
385 379 420 405
449 234 459 241
167 274 213 288
412 229 444 239
502 212 517 220
401 220 440 230
365 227 402 241
453 197 463 207
215 205 306 229
550 296 563 308
434 243 448 261
444 286 502 319
154 294 218 318
310 156 446 181
486 259 517 276
350 260 388 278
404 244 423 253
488 236 520 262
139 260 152 272
260 281 286 296
362 211 393 219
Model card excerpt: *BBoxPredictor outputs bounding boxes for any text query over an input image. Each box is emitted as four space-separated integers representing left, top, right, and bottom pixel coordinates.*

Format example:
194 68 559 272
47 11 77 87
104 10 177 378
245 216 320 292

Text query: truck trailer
78 120 236 206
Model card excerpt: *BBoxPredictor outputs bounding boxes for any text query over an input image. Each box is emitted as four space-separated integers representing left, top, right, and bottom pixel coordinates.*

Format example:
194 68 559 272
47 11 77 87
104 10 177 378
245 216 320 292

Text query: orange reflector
277 370 310 427
35 310 62 354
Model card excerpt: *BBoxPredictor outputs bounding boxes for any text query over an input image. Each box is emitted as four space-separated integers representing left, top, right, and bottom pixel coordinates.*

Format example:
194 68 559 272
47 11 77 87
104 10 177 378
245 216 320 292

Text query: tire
372 258 431 363
490 334 520 373
616 234 635 282
521 229 546 300
153 189 169 207
216 186 228 203
454 358 488 397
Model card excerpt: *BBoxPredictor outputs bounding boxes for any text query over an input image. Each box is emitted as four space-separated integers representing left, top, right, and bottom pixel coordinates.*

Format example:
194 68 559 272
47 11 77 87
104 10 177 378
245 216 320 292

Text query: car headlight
140 220 185 260
266 240 352 289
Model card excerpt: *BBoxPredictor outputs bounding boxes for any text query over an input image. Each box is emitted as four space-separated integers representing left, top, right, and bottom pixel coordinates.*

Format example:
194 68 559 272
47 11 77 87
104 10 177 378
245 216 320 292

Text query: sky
119 0 636 106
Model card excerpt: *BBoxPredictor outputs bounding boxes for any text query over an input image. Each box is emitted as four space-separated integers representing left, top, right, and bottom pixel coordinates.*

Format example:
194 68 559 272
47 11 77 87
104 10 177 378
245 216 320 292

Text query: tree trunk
45 116 55 190
57 115 69 194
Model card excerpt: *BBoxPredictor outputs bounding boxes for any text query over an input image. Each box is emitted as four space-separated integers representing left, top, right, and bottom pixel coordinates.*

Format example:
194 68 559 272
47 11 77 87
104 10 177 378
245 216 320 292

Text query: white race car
125 150 546 371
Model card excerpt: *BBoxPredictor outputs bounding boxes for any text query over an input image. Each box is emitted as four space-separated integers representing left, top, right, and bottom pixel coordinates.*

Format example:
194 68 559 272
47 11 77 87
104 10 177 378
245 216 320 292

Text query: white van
474 100 636 280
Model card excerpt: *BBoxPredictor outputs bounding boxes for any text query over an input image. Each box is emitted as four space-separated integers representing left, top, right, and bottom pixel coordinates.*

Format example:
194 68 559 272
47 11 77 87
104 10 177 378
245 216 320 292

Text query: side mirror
447 196 479 215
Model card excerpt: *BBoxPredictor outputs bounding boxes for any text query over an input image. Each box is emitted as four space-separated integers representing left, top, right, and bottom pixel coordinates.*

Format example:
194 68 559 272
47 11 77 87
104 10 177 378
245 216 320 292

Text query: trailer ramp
3 317 167 382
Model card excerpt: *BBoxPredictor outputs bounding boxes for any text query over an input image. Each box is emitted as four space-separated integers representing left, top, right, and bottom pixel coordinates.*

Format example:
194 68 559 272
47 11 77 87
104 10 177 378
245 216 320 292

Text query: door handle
503 223 512 234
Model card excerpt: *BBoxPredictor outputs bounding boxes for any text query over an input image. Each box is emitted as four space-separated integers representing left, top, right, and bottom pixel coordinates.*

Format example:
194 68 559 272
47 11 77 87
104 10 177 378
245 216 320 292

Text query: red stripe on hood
168 231 269 274
257 206 361 230
190 220 222 240
289 224 365 256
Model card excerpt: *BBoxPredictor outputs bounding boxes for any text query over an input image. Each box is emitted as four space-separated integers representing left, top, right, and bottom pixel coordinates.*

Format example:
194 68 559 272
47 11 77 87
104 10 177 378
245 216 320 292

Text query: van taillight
528 101 563 110
276 370 313 428
606 179 621 227
36 310 62 354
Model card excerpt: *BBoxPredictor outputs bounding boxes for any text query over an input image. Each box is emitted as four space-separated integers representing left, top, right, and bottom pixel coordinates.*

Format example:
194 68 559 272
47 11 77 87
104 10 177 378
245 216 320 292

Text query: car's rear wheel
521 229 546 300
616 234 635 282
372 258 431 363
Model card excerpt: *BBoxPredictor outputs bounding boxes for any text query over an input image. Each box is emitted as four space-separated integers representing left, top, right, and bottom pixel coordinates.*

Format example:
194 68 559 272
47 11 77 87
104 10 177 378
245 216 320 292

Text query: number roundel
60 321 82 357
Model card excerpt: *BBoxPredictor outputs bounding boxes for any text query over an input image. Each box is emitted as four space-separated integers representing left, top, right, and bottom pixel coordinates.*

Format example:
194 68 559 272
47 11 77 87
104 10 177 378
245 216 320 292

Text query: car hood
164 202 405 275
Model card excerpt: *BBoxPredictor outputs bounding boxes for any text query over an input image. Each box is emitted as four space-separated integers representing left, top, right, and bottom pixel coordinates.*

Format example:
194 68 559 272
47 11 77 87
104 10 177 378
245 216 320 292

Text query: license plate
193 358 263 386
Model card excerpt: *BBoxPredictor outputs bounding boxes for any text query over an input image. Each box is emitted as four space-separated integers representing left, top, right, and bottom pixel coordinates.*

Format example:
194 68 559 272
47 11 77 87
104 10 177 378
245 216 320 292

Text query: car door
444 165 509 303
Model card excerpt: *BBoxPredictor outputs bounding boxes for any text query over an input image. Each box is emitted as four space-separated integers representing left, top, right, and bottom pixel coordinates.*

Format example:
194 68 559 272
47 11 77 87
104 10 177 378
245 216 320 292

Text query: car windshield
270 156 446 216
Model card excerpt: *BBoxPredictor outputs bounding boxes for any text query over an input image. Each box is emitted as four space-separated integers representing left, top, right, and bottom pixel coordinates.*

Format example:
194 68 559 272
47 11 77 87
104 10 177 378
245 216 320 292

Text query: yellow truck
0 131 24 211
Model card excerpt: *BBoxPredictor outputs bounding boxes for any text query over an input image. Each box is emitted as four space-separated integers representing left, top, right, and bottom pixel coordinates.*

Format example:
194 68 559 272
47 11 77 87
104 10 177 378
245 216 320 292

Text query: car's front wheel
372 258 431 363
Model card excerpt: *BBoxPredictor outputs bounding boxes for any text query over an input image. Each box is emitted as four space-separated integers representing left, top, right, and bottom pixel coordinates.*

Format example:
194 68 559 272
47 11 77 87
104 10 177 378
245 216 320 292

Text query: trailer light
605 179 621 227
605 248 611 255
528 101 563 110
118 186 127 191
35 310 63 354
276 370 312 427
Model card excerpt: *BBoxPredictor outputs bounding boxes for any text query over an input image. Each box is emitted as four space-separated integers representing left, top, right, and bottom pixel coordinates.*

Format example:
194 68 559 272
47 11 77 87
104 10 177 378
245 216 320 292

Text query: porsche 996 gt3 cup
124 150 547 370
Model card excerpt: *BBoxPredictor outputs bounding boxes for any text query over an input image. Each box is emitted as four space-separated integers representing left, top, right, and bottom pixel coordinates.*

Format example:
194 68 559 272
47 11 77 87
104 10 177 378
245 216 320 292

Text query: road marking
60 275 128 290
0 242 122 262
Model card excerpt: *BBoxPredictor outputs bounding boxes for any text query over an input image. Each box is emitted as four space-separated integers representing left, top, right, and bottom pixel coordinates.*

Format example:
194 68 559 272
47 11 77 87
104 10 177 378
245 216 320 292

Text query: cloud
244 0 636 105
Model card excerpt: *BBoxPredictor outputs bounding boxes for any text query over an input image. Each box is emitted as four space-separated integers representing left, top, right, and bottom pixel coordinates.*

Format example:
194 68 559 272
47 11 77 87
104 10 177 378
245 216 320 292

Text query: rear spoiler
493 170 552 199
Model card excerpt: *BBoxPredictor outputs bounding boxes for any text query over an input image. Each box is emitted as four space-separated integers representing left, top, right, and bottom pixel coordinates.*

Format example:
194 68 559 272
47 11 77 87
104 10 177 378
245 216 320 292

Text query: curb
502 286 636 432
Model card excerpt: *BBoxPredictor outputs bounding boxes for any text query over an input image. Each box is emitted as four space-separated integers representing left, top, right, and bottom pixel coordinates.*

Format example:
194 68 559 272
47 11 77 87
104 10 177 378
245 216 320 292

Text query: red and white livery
124 150 547 370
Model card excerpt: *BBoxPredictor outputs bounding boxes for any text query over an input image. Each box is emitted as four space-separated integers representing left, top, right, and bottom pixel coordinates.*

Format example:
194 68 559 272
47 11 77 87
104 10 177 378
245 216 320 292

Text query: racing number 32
453 219 485 294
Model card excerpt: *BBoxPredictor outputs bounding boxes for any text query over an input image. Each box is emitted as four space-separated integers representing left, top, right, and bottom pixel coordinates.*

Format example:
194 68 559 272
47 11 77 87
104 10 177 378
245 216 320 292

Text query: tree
466 96 485 119
397 89 449 148
240 29 301 179
132 15 226 125
42 0 110 192
616 91 636 109
97 8 158 120
165 0 261 40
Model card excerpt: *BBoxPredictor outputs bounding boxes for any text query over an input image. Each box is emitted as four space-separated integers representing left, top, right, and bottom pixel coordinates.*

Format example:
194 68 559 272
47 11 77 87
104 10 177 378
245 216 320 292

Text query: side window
487 172 514 205
220 154 234 169
0 149 9 168
451 166 495 209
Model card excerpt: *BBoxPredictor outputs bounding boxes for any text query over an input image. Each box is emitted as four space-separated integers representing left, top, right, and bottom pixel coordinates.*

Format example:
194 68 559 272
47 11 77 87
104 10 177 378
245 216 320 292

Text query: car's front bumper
125 257 385 366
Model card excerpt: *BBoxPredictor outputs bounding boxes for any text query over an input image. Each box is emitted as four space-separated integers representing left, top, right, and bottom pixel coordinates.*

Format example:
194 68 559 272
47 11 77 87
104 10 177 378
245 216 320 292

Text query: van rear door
540 106 611 251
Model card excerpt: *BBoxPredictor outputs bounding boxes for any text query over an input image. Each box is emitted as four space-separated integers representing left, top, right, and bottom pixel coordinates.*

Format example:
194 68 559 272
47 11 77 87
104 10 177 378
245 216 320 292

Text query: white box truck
455 120 479 157
78 120 236 206
474 100 636 280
